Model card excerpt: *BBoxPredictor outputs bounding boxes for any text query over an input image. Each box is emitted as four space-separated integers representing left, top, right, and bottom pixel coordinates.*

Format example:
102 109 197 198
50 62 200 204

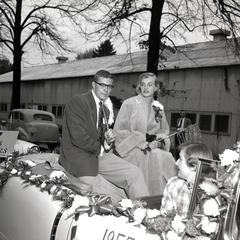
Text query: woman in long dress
114 72 177 195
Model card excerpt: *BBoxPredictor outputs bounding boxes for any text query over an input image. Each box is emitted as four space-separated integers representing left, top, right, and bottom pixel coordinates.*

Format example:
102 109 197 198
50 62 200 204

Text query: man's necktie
178 118 183 128
98 102 105 145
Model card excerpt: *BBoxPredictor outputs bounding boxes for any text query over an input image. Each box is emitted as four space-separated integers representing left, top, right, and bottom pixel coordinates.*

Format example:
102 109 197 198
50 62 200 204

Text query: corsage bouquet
152 101 163 123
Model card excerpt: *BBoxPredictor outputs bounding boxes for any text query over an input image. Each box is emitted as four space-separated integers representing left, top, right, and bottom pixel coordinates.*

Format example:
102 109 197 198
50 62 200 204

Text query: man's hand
104 129 116 144
148 140 160 150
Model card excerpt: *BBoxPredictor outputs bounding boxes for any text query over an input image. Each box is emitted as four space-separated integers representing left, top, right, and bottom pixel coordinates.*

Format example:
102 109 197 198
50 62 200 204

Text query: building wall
0 66 239 154
0 72 140 123
160 65 240 154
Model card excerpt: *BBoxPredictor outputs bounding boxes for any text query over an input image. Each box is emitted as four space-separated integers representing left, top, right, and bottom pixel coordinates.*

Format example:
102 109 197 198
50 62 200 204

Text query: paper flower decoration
171 215 186 234
219 149 239 166
200 216 218 234
119 199 134 209
104 97 114 126
10 168 18 175
166 230 182 240
147 209 161 219
152 101 164 110
202 198 220 217
24 159 36 167
199 180 219 196
133 207 146 224
50 170 67 180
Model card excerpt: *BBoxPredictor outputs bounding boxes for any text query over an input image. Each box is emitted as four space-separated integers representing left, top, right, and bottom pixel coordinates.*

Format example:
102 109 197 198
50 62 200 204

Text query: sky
18 30 211 68
0 1 213 68
1 25 212 68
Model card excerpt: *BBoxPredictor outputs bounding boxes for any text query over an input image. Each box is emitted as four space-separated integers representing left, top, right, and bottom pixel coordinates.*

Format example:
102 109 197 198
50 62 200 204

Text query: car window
13 111 19 120
19 112 24 121
33 114 53 121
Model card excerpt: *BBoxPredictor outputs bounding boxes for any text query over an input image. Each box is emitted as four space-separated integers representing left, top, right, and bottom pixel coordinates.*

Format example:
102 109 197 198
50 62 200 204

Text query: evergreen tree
0 57 13 75
76 48 96 60
94 40 116 57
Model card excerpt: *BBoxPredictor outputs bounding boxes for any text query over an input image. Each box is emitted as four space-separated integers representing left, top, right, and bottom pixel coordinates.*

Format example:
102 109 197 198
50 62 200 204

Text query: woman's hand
146 133 157 142
141 139 166 154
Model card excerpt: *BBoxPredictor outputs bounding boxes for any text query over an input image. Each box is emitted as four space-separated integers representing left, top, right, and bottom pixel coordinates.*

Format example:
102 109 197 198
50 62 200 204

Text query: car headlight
28 146 40 154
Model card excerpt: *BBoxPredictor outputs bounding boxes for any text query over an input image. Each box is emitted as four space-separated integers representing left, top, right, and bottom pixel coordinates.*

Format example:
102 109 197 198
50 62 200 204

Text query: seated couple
59 70 177 204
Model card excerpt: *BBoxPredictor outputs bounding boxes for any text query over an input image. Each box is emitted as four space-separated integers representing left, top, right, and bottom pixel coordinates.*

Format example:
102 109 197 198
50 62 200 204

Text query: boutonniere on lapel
103 97 114 127
152 101 163 123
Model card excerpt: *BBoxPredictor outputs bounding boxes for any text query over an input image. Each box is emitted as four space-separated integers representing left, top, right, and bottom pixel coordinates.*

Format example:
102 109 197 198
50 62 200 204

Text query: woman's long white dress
114 94 177 195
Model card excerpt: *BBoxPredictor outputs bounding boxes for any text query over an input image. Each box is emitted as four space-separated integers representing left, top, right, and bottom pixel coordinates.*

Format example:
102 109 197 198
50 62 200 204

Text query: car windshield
33 114 53 121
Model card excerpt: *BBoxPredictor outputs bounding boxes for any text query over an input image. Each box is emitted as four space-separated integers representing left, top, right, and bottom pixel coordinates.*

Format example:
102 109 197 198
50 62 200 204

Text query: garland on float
0 153 147 220
0 153 75 208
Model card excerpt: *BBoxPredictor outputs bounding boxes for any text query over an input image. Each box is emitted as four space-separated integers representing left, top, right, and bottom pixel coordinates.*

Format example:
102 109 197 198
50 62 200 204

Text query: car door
8 111 25 131
8 111 19 130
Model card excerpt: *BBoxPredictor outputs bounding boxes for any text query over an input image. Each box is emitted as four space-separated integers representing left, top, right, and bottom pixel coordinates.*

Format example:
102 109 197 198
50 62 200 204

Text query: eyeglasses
94 81 114 89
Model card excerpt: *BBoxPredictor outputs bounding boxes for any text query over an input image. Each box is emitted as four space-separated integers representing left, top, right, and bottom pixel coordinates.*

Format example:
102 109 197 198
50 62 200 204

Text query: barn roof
0 38 240 83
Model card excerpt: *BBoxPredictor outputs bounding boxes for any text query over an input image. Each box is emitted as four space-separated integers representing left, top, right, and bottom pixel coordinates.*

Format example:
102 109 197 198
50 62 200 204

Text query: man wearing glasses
59 70 149 203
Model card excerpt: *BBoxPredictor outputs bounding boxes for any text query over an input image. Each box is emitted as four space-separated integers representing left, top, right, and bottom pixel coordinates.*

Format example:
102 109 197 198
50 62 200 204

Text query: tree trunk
147 0 164 74
11 0 22 110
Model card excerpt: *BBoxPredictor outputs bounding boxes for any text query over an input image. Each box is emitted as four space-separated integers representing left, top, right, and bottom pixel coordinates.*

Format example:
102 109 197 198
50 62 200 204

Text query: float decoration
0 142 239 239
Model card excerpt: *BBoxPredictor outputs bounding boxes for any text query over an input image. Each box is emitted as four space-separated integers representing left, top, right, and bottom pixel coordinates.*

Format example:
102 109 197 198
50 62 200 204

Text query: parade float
0 135 239 240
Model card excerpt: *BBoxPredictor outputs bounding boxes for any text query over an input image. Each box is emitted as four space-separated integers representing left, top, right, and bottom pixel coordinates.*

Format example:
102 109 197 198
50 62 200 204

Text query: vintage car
0 150 239 240
7 109 60 150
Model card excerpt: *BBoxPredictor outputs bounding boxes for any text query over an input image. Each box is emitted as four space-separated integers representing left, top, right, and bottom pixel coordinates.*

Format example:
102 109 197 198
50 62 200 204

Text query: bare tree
0 0 97 109
79 0 240 74
212 0 240 47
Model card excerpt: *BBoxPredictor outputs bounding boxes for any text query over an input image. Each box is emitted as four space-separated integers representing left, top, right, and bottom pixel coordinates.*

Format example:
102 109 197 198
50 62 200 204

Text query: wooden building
0 30 239 154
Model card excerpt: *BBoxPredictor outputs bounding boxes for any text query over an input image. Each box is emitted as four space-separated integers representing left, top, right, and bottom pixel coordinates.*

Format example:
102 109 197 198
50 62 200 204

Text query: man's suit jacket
177 117 192 129
59 91 109 177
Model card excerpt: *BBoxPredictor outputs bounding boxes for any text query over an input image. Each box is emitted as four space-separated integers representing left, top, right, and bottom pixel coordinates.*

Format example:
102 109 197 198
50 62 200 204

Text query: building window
0 103 8 112
170 111 231 135
37 104 47 111
20 103 26 109
214 114 230 133
199 114 212 131
170 112 196 128
170 113 181 128
52 105 65 118
186 113 196 124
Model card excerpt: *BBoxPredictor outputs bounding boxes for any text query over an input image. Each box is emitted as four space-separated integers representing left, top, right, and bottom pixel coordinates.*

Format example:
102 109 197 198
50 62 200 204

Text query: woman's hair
180 143 214 176
136 72 160 97
138 72 157 83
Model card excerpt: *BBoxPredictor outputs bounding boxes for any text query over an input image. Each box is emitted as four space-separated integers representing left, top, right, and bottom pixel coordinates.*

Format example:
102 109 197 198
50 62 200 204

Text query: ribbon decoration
116 206 135 222
68 194 120 220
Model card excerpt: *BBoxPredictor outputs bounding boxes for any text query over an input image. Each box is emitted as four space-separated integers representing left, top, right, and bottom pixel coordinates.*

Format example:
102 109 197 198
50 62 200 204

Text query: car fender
16 127 29 141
